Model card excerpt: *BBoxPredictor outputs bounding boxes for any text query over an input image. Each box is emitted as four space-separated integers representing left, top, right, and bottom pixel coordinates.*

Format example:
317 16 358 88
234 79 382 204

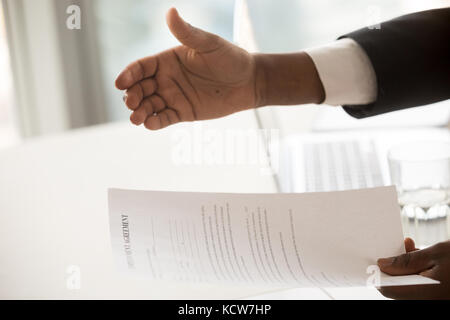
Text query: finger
146 94 166 113
116 56 158 90
124 79 158 110
144 114 162 131
141 95 167 130
378 249 434 276
166 7 222 52
131 94 166 122
160 108 181 127
130 107 147 126
144 108 180 131
404 238 417 252
379 265 441 299
131 93 165 125
130 100 153 126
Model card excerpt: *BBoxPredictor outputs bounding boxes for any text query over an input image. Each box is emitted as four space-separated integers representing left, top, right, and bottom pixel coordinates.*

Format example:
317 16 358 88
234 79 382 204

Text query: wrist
253 53 268 108
252 52 325 108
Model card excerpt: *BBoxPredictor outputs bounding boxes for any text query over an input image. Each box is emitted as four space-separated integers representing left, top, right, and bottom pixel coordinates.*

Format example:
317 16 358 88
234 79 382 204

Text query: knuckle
136 59 146 79
429 242 450 260
431 244 443 257
394 253 412 268
393 253 411 267
436 241 450 251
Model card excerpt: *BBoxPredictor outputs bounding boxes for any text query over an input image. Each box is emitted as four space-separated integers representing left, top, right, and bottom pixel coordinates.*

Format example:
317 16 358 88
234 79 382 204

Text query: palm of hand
158 43 255 121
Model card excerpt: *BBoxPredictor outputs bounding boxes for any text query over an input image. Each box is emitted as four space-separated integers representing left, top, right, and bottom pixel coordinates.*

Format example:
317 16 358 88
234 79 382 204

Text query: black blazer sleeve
339 8 450 119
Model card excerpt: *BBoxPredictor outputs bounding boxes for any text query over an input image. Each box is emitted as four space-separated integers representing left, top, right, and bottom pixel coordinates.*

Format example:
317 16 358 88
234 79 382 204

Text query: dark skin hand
378 238 450 300
115 8 324 130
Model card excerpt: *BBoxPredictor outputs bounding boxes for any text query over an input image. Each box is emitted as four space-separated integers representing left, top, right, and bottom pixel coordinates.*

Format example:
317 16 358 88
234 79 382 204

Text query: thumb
404 237 418 252
378 248 434 276
166 8 221 52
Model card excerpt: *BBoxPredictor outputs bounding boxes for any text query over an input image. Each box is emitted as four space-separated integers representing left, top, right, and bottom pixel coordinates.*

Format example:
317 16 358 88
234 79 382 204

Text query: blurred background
0 0 449 149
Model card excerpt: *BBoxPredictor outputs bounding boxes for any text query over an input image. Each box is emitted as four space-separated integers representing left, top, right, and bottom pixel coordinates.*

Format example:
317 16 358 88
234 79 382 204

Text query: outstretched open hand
115 8 257 130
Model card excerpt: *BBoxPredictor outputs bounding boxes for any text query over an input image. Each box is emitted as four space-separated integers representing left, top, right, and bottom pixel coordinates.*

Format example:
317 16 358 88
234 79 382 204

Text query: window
0 2 18 149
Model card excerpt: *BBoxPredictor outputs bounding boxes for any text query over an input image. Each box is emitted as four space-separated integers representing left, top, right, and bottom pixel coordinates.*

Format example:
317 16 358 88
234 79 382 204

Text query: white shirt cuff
305 38 378 106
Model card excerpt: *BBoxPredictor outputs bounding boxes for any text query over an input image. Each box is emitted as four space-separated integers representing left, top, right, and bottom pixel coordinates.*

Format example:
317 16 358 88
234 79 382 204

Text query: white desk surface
0 113 383 299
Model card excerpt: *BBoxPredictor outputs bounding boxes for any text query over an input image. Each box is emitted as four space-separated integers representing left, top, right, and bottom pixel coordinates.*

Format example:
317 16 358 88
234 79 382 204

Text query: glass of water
388 141 450 248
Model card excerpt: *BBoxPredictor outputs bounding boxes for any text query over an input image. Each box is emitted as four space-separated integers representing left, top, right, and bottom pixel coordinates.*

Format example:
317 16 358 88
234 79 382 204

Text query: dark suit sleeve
339 8 450 119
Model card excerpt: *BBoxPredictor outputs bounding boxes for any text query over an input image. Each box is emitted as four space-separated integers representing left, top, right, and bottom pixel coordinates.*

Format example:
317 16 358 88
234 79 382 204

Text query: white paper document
108 186 437 288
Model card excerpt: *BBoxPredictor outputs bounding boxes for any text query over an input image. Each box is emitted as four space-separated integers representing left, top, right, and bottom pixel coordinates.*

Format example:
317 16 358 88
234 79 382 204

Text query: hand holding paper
108 186 437 288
